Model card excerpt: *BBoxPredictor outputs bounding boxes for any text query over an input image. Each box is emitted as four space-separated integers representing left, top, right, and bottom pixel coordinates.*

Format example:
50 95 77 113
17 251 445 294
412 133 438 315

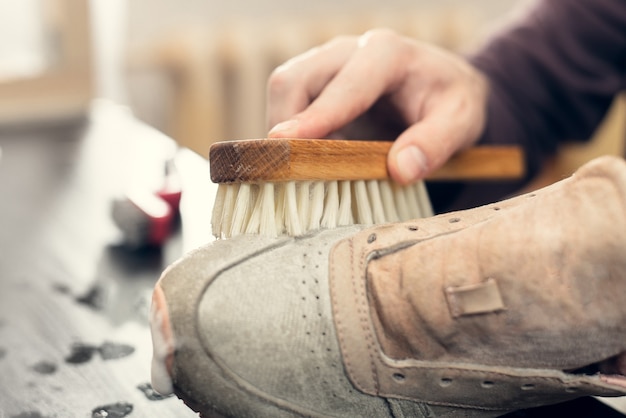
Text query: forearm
470 0 626 178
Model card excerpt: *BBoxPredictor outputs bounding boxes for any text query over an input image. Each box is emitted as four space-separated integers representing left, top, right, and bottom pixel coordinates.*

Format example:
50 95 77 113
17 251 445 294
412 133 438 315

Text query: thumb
268 118 303 138
387 117 470 184
268 114 335 139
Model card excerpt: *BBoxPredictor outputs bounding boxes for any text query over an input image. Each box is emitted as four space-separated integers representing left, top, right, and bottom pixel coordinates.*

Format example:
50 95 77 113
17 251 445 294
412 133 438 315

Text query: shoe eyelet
367 233 377 243
392 373 406 383
521 383 535 391
565 387 578 393
439 377 453 387
448 217 461 223
407 226 418 231
481 381 495 389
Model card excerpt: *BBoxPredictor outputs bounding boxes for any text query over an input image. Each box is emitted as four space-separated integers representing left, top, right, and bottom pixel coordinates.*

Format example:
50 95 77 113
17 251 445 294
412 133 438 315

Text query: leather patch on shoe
445 278 505 318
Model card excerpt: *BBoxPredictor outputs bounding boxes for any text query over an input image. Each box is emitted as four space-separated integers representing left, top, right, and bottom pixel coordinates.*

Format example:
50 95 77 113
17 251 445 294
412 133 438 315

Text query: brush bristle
211 180 433 238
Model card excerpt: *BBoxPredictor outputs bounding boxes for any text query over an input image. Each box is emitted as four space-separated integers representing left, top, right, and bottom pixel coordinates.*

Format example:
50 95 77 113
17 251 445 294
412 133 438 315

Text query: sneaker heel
150 282 175 395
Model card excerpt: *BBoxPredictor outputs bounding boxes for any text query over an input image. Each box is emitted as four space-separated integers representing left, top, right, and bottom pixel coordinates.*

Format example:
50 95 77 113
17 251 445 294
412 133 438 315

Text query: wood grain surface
209 138 525 183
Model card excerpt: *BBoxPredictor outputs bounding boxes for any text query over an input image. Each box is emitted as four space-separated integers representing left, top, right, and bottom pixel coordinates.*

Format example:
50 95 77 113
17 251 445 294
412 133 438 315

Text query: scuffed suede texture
330 156 626 414
197 227 394 416
159 226 438 417
369 156 626 370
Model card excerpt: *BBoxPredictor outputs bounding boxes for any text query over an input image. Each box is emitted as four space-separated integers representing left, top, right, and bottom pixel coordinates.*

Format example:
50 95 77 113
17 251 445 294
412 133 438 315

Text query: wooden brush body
209 139 524 183
209 138 525 238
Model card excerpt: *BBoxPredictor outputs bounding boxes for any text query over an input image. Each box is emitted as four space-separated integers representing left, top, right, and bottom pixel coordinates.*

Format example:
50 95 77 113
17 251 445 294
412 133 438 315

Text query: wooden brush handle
209 138 524 183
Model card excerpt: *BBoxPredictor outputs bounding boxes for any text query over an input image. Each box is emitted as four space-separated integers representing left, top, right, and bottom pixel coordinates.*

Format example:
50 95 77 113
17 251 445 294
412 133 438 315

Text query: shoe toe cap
157 227 419 417
195 227 402 416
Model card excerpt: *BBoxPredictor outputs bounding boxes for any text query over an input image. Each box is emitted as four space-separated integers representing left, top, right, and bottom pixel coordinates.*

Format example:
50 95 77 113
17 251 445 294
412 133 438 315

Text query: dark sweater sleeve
470 0 626 179
429 0 626 213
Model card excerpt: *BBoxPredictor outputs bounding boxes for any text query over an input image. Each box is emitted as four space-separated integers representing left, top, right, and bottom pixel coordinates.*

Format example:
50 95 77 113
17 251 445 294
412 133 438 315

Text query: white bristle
337 180 354 226
392 182 412 221
258 183 278 236
283 181 303 236
230 183 253 236
239 182 279 237
296 181 311 224
308 181 325 230
353 180 373 224
366 180 387 224
274 181 286 236
220 184 239 238
379 180 400 222
211 184 227 237
244 184 262 234
320 181 339 229
211 179 433 238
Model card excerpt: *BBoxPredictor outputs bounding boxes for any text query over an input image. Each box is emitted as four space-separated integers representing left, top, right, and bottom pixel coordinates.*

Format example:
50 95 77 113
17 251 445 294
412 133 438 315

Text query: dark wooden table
0 102 200 417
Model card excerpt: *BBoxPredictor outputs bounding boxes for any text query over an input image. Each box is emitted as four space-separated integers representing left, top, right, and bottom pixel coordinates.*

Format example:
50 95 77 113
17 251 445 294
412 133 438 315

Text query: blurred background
1 0 624 183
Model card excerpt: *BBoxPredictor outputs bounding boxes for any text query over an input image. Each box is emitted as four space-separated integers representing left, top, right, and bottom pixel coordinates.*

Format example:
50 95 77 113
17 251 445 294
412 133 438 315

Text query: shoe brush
209 138 523 238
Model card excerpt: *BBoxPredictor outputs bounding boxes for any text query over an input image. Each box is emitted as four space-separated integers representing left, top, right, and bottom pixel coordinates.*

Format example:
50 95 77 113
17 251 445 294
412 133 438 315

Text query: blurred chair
0 0 93 126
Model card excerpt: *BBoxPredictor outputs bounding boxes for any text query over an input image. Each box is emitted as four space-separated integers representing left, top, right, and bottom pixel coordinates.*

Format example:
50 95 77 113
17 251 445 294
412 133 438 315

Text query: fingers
266 36 357 133
388 88 487 184
268 29 410 139
266 28 490 185
388 113 459 184
387 55 489 184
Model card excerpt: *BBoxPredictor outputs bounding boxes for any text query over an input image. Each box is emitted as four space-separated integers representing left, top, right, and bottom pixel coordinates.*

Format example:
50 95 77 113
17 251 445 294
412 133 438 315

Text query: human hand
266 29 489 185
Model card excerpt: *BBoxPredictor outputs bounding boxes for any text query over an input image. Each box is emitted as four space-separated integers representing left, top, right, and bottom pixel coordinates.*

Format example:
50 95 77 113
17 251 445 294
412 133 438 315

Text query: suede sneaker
150 155 626 417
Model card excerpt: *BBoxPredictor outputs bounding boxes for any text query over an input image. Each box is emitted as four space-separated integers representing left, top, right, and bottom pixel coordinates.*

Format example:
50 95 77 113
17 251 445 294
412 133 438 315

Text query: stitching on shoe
331 239 356 389
373 356 626 410
333 236 382 394
358 240 381 393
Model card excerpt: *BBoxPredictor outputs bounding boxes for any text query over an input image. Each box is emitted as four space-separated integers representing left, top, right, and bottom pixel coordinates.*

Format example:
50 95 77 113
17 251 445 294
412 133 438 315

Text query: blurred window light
0 0 48 81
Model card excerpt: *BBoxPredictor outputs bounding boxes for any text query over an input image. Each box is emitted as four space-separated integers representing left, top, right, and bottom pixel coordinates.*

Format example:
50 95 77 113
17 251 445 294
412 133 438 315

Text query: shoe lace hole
521 383 535 390
392 373 405 383
481 381 495 388
439 378 453 387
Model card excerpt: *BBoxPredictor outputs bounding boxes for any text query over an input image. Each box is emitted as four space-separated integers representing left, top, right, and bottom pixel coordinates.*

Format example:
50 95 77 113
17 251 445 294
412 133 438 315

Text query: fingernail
268 119 299 137
396 145 427 183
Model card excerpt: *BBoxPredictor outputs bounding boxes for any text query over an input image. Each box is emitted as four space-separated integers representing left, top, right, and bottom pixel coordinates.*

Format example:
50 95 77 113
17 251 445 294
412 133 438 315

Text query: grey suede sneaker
151 156 626 418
